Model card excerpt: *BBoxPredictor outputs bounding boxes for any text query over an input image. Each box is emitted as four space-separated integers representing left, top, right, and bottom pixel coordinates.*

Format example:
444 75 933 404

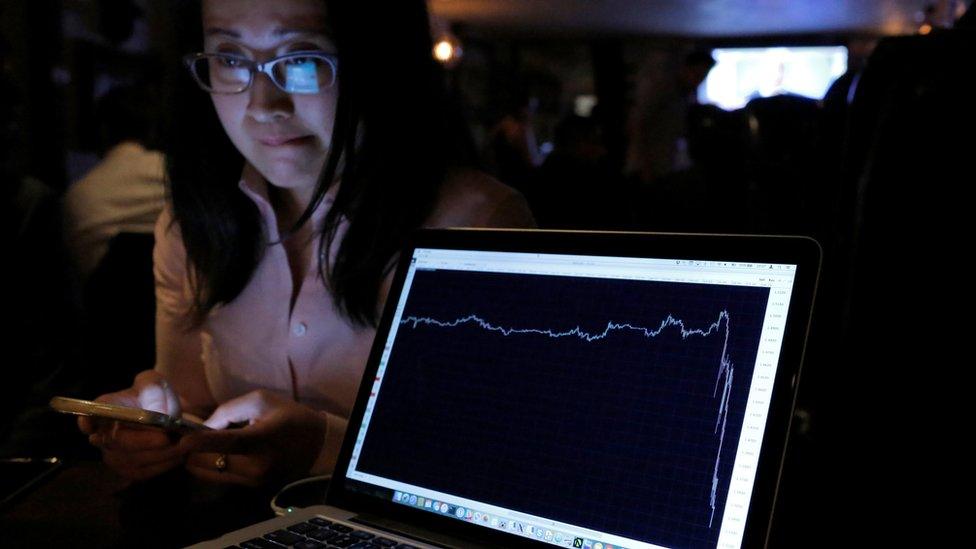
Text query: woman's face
202 0 335 200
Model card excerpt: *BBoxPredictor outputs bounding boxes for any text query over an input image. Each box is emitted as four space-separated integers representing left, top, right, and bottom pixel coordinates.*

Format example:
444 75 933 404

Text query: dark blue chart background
356 268 770 548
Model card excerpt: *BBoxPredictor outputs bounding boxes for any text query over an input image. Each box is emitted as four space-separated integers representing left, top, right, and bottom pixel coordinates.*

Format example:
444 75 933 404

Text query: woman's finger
203 390 279 429
185 452 269 486
94 388 140 408
102 444 184 478
186 451 270 478
133 371 181 415
78 386 140 440
102 440 183 465
128 456 184 482
179 425 267 456
91 424 174 451
106 453 183 482
78 415 95 434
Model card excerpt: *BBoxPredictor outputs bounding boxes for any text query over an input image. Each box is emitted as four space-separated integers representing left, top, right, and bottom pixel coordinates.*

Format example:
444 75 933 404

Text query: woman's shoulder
154 203 181 240
153 203 188 266
428 168 536 229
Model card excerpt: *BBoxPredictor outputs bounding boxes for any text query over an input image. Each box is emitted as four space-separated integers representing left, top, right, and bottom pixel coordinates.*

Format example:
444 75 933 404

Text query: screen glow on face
202 0 337 196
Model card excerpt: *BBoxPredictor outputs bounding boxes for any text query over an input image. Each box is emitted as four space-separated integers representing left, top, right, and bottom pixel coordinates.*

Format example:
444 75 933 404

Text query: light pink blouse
153 164 534 470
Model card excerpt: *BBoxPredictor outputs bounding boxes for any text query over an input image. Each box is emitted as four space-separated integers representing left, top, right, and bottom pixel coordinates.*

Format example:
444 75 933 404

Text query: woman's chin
255 160 319 188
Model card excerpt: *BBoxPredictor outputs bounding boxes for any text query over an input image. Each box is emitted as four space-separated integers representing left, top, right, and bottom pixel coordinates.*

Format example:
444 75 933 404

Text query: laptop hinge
349 513 494 549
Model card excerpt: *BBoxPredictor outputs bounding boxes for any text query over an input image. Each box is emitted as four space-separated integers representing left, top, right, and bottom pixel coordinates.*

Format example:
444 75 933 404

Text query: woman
79 0 534 486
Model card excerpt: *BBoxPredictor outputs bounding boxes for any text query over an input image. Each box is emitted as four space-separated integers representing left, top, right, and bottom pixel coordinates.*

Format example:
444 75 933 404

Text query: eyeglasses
183 51 338 95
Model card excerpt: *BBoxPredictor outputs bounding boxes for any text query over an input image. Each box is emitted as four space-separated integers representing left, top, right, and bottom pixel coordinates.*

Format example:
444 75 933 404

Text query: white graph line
400 311 735 528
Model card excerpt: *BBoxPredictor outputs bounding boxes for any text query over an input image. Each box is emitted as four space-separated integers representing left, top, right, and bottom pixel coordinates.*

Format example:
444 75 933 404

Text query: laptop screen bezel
327 229 820 549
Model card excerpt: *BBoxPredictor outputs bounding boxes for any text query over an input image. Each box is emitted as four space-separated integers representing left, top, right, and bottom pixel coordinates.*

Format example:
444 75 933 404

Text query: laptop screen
344 246 798 549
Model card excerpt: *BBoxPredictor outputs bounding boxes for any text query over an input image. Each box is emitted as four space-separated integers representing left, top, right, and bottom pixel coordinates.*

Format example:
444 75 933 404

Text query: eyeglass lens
191 55 334 94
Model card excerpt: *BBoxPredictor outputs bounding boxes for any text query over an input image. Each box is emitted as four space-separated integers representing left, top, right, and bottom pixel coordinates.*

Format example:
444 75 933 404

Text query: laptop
191 229 820 549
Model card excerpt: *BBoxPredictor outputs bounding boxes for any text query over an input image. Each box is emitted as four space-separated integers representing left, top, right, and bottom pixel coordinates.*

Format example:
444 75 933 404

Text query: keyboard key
350 531 375 540
241 539 285 549
371 538 397 547
329 524 354 534
329 536 355 547
295 542 327 549
287 522 316 535
394 544 419 549
307 528 339 542
348 543 374 549
266 529 306 546
309 517 334 527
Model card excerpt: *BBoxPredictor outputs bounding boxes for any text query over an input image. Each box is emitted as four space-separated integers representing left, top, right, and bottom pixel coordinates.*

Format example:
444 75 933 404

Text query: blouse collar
237 163 338 241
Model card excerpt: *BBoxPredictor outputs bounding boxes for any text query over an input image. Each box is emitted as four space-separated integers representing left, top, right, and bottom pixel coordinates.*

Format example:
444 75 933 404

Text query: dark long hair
165 0 470 326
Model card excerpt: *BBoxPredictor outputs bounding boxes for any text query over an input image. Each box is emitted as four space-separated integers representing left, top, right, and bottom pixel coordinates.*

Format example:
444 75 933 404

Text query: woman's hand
78 370 185 481
179 390 329 486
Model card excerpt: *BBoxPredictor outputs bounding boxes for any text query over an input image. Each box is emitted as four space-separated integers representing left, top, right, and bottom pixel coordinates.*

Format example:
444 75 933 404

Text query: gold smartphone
49 396 210 432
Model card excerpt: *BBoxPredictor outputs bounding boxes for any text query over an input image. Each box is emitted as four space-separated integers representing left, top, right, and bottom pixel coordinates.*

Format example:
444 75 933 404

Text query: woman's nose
245 71 293 122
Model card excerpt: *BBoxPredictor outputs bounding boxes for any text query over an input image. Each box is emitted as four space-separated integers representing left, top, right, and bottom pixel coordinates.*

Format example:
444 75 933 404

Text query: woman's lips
257 135 313 147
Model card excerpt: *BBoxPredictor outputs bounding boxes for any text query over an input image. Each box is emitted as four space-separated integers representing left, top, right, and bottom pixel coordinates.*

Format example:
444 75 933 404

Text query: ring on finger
214 453 228 472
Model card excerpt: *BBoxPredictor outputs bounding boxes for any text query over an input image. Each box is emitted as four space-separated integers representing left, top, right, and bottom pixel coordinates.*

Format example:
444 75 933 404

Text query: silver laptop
191 229 820 549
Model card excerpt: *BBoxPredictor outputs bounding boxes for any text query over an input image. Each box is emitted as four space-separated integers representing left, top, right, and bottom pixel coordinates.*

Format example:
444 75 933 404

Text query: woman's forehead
202 0 329 41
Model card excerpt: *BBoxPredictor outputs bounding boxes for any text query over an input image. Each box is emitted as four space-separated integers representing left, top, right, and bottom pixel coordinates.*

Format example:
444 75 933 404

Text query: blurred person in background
626 49 715 185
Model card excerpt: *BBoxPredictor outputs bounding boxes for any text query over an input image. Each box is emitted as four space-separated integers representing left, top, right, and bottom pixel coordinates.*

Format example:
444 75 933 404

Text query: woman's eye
218 56 244 68
285 55 316 66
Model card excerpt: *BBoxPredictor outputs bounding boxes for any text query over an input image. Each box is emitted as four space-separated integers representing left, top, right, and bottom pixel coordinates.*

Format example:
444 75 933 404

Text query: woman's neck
268 184 316 234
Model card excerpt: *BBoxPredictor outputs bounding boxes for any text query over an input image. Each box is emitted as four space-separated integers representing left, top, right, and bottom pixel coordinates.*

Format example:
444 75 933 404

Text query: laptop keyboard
227 517 421 549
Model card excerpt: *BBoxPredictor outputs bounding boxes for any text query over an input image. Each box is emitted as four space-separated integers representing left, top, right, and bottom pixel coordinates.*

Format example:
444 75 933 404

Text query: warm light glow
433 40 455 62
432 35 463 68
918 23 933 35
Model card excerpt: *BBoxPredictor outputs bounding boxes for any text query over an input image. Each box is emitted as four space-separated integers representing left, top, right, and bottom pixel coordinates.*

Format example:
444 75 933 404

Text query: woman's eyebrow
204 27 240 38
272 28 329 39
202 27 331 42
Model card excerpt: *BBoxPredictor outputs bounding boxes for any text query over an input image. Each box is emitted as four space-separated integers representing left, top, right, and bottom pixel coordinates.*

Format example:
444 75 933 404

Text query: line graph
356 269 770 548
400 311 735 527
